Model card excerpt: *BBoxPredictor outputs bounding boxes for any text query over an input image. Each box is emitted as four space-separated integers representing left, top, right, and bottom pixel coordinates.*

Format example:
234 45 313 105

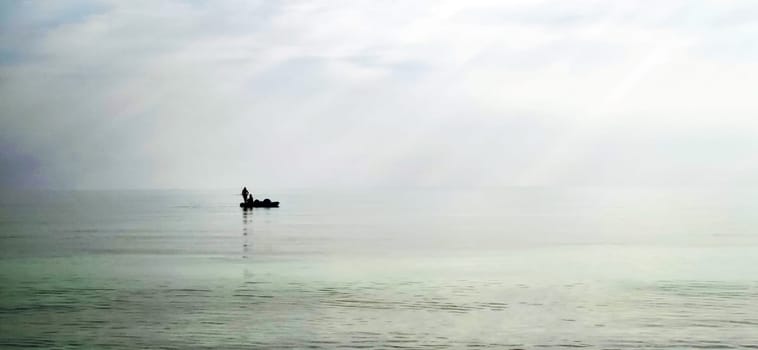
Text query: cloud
1 0 757 189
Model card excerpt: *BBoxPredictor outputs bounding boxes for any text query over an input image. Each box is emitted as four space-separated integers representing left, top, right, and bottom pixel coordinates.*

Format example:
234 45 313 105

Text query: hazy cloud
1 0 757 189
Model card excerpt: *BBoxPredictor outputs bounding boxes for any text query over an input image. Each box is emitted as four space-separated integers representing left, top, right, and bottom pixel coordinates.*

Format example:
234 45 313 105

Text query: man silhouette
241 187 249 202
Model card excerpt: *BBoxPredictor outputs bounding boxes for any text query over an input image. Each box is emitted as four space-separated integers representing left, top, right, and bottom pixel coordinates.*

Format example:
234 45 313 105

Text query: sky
1 0 758 190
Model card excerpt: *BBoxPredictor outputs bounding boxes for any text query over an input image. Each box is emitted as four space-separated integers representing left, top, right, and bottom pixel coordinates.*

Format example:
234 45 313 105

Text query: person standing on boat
241 187 249 203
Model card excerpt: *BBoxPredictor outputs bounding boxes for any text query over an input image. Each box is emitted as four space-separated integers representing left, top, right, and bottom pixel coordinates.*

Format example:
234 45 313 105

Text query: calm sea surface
1 188 758 349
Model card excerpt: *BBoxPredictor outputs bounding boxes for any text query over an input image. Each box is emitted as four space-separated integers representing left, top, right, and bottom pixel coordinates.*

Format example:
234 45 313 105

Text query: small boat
240 198 279 208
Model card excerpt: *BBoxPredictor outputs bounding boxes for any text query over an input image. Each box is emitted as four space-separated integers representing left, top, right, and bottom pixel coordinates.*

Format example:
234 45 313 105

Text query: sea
1 188 757 349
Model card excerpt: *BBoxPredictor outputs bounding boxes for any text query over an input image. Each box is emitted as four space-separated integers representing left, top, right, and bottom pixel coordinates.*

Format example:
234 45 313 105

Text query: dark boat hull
240 201 279 208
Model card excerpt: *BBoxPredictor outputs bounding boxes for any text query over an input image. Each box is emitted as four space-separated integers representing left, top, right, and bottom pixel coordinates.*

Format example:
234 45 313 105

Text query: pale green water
1 188 758 348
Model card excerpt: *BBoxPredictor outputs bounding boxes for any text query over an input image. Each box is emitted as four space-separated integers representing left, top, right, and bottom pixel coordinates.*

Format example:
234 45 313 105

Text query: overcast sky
1 0 757 189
